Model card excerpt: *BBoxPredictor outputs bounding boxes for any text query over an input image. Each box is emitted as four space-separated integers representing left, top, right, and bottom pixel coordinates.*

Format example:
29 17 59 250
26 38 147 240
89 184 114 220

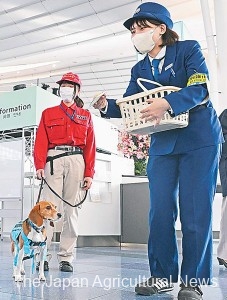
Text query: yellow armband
187 73 208 86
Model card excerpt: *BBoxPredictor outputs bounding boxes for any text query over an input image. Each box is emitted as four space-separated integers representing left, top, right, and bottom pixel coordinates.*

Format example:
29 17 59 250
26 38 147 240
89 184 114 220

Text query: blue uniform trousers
147 145 221 285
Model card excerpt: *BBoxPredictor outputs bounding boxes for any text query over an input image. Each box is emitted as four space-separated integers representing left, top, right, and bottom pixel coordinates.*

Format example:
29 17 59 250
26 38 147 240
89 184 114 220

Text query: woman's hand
93 94 107 110
82 177 93 190
140 98 171 125
36 169 45 180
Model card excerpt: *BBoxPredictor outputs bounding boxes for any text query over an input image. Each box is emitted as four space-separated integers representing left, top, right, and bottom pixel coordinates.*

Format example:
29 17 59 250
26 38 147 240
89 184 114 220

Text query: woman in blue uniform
93 2 223 300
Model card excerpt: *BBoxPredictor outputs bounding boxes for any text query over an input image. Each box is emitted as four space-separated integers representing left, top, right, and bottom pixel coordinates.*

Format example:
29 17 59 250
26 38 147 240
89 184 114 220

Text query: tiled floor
0 239 226 300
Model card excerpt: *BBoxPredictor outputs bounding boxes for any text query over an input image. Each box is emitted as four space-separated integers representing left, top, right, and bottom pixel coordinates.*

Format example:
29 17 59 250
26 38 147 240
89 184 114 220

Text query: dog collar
27 218 45 233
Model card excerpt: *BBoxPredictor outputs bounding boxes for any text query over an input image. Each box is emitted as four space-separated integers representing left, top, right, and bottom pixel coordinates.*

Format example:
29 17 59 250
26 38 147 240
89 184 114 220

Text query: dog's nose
57 213 62 218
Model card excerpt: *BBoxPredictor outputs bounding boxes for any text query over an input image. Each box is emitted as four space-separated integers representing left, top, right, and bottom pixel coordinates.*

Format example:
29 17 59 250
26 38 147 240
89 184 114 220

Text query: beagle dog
10 201 61 282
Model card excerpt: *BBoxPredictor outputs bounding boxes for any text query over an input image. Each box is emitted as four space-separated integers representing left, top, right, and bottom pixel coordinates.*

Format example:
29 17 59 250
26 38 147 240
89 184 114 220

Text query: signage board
0 86 60 131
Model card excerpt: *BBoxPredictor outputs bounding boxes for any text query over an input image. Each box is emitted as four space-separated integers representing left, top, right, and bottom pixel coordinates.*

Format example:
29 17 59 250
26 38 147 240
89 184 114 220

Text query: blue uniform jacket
102 40 223 154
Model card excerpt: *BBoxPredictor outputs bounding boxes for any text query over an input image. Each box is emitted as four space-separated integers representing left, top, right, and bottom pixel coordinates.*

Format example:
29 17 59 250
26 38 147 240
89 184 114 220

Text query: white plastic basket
116 78 189 135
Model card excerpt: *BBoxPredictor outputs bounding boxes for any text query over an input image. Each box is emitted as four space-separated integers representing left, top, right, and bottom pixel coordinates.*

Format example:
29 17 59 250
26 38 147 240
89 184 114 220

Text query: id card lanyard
60 103 77 121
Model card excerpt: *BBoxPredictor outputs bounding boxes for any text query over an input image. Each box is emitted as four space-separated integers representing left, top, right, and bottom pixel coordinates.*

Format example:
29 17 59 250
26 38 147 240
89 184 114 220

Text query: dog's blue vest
11 219 47 270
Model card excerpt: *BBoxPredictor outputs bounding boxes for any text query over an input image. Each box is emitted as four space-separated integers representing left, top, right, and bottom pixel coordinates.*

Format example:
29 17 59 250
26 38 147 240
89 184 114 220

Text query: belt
53 145 82 153
46 148 83 175
190 102 208 112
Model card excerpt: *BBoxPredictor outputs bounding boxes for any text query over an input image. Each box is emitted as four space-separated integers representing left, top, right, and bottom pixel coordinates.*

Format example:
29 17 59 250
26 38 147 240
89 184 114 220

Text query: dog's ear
37 203 41 211
29 203 46 227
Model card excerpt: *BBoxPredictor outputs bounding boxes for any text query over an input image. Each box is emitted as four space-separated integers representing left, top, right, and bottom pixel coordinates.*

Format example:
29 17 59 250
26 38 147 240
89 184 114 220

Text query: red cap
56 72 81 87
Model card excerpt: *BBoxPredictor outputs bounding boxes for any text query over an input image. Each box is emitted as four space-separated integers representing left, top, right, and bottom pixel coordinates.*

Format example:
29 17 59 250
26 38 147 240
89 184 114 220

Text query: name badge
76 115 87 120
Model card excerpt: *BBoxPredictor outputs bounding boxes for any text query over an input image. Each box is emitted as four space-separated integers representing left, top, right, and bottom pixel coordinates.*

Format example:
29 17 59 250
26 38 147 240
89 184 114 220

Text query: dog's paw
38 274 46 281
14 274 24 282
20 269 25 275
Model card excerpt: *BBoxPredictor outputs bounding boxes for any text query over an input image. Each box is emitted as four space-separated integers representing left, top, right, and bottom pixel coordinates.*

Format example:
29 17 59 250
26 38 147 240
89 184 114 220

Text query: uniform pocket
72 118 88 144
46 118 66 142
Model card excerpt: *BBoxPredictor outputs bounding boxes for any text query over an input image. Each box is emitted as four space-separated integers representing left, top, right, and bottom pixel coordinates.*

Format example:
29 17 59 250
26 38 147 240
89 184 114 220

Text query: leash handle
36 177 44 204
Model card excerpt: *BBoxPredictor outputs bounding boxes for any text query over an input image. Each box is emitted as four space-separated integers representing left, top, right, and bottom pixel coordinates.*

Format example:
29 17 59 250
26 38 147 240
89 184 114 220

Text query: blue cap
123 2 173 30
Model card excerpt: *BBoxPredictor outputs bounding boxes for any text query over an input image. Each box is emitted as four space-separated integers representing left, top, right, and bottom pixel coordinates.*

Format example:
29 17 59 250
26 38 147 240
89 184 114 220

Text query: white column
200 0 220 111
213 0 227 114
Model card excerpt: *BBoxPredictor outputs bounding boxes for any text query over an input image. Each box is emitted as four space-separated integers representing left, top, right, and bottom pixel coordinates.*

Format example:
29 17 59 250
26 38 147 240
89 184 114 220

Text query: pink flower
136 151 145 159
118 130 150 160
138 142 144 148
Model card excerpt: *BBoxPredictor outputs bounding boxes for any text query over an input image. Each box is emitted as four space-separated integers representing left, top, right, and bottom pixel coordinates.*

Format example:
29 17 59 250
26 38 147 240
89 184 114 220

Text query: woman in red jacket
34 72 96 272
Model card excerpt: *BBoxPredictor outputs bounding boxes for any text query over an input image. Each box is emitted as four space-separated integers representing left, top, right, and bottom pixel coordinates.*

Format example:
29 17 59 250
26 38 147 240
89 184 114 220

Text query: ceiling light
0 61 60 74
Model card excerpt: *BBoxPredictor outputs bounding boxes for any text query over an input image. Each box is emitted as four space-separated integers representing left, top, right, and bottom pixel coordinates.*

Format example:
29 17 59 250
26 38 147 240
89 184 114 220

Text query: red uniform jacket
34 101 96 178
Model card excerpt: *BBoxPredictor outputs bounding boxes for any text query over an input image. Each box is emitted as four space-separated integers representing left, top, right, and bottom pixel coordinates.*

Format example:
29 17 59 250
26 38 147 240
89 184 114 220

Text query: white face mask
60 86 75 103
131 28 157 54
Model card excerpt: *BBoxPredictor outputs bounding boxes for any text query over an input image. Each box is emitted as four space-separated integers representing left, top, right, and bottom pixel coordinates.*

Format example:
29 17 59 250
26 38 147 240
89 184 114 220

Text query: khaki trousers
42 149 85 263
217 196 227 260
